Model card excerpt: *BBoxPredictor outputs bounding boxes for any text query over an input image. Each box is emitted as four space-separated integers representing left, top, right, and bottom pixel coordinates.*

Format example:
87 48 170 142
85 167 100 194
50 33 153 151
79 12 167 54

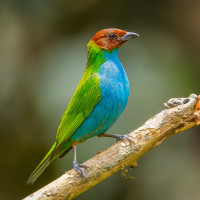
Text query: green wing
27 71 101 185
55 71 101 148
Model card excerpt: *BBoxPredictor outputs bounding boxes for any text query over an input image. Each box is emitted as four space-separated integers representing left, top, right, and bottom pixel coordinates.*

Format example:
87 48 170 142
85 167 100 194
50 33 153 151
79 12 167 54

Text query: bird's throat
87 40 119 72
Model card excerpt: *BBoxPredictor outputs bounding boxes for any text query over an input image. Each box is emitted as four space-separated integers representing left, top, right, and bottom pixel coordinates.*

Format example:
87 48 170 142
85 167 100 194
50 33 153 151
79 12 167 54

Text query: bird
27 28 139 184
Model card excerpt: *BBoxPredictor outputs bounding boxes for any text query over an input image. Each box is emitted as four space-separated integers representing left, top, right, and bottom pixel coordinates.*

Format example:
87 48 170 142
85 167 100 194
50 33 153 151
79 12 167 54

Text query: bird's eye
108 33 116 40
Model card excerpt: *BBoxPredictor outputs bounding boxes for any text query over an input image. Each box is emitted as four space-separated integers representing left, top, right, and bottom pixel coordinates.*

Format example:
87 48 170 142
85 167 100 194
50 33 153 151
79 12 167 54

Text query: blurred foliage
0 0 200 199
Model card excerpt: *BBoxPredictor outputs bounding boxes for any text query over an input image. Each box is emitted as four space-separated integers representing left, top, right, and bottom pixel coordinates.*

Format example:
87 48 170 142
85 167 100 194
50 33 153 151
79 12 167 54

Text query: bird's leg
98 132 134 143
72 146 87 178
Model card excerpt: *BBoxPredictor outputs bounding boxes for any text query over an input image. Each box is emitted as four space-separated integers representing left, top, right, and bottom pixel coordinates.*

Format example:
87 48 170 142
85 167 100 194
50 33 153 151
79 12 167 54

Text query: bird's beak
120 32 139 41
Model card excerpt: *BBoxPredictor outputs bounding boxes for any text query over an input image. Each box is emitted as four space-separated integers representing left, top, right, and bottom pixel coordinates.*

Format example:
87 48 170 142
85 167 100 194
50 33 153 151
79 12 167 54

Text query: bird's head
89 28 139 51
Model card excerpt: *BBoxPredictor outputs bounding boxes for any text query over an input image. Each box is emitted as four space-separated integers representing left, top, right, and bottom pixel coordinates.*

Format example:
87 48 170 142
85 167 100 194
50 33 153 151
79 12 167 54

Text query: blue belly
69 58 129 143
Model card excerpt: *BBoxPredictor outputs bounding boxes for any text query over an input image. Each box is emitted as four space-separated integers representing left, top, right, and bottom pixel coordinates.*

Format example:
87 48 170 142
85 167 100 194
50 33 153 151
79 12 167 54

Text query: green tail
27 142 57 185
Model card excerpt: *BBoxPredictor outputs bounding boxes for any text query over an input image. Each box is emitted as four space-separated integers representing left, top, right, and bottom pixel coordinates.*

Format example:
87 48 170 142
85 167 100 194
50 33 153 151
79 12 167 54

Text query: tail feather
27 142 57 185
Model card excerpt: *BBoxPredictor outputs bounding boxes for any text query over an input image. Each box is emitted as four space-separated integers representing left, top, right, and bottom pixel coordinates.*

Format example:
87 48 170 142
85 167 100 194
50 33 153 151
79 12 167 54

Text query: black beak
120 32 139 41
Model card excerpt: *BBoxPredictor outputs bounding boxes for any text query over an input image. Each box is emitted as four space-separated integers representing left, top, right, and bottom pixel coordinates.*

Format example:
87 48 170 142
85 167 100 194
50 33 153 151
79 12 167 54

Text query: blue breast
70 49 129 143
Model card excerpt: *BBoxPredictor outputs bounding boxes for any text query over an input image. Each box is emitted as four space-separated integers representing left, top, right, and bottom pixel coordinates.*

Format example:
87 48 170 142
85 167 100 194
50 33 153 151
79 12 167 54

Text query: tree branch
24 94 200 200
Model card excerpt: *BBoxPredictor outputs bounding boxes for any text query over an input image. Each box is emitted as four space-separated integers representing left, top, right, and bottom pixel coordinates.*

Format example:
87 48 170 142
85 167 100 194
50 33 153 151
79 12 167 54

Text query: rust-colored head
91 28 139 51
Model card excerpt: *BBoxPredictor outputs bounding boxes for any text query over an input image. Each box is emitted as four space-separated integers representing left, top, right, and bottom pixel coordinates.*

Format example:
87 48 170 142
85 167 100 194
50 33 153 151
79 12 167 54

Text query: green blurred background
0 0 200 199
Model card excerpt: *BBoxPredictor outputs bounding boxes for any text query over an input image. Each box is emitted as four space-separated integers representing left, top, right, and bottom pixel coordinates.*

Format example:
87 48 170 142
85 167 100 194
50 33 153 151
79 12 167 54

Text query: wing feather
56 72 101 147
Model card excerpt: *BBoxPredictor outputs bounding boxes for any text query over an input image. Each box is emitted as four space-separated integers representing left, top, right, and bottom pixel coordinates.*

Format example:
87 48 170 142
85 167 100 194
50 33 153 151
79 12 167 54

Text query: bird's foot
115 134 134 143
98 132 135 145
73 160 87 178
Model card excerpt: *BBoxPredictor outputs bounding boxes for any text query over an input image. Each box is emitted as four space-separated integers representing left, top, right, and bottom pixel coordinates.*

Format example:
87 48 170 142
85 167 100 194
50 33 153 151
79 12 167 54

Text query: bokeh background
0 0 200 199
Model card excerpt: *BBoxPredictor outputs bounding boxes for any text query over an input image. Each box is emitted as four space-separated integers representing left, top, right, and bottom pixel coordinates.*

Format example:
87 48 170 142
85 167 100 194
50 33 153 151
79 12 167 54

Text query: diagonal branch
24 94 200 200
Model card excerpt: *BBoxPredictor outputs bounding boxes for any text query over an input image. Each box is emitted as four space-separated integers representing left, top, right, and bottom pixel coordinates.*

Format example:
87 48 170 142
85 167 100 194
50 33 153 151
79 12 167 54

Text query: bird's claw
78 164 88 169
73 160 87 178
115 134 134 143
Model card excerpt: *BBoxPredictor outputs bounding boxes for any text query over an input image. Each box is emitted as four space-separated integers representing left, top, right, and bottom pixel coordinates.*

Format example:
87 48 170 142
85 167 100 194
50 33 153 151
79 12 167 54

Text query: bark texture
24 94 200 200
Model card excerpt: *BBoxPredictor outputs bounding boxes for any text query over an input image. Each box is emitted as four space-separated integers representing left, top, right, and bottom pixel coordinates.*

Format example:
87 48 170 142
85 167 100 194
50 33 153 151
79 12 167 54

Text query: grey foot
115 134 134 143
73 160 87 178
